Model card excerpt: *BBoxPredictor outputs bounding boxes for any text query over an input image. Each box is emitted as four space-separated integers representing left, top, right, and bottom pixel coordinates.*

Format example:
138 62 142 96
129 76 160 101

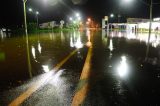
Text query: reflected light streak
109 39 113 51
31 46 36 59
70 37 74 47
117 56 129 78
75 37 83 49
75 32 83 49
86 29 92 47
42 65 50 73
38 42 42 54
118 32 122 37
127 32 136 39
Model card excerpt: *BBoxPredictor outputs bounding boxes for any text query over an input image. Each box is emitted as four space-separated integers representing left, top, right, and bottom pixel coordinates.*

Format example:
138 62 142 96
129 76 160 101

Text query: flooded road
0 30 160 105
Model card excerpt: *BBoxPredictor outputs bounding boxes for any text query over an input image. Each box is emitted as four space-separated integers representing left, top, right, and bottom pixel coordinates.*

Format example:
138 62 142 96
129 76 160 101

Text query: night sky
0 0 160 28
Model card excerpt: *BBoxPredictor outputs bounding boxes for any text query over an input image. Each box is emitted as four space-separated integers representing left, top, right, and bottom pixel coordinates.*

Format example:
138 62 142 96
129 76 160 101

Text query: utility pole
23 0 32 78
23 0 28 35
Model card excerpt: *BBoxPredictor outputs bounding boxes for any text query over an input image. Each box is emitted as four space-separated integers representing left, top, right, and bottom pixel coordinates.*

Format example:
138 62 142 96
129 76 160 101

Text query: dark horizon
0 0 160 28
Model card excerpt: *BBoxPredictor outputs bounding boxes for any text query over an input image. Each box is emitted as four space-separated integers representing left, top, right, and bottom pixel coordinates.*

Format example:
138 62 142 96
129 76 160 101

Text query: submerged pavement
0 30 160 105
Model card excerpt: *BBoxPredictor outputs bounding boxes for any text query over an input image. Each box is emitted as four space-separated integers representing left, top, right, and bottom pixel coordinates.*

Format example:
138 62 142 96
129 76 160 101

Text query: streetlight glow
88 18 91 22
76 13 80 17
28 8 33 12
36 11 39 15
69 17 73 21
124 0 133 3
110 14 114 18
117 56 129 78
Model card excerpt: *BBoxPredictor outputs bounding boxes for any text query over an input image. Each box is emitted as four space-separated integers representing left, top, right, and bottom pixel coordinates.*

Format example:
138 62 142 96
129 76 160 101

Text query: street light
88 18 91 22
110 14 114 18
28 8 40 28
69 17 73 21
76 13 80 17
36 11 39 28
28 8 33 12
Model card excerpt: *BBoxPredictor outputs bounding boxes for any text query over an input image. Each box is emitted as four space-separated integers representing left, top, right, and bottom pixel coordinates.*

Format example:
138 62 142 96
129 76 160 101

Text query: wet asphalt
0 30 160 106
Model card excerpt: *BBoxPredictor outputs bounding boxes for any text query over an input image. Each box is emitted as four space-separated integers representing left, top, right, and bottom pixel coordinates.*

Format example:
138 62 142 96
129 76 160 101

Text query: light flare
117 56 129 78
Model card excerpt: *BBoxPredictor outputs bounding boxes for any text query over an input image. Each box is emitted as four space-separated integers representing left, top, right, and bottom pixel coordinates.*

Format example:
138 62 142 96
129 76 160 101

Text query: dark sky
0 0 160 28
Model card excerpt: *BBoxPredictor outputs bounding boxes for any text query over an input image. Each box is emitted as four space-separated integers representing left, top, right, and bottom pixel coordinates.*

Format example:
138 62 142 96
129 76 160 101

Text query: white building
39 21 57 29
127 18 160 33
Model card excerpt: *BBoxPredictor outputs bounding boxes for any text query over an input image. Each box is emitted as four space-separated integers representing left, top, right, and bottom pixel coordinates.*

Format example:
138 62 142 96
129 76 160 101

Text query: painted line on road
9 49 78 106
71 47 92 106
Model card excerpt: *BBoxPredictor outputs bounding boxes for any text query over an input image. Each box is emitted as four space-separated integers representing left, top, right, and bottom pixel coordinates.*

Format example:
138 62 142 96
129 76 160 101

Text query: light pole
23 0 32 78
23 0 28 35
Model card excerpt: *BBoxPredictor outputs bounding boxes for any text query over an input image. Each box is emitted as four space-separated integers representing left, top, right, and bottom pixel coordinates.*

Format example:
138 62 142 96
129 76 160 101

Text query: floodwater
0 30 160 105
0 31 87 90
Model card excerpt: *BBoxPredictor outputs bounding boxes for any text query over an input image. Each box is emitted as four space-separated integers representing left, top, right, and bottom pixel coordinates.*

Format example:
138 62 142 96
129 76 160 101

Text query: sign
104 16 108 21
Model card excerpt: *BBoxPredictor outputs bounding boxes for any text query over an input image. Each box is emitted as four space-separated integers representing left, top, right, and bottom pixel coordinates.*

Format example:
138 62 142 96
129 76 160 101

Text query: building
102 17 160 33
39 21 57 29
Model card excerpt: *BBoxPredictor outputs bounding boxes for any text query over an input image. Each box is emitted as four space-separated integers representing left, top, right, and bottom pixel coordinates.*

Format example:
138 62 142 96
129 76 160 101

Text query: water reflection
70 31 83 49
0 31 7 41
31 46 36 59
109 39 113 52
86 29 92 47
38 42 42 54
113 31 160 48
117 56 129 78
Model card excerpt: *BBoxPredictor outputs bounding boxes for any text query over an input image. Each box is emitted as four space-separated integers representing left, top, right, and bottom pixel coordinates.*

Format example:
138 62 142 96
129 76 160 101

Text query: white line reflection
109 39 113 51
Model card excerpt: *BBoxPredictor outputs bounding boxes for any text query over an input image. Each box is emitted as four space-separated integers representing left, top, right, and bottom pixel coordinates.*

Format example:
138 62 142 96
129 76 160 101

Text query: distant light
117 56 129 78
36 11 39 15
69 17 73 21
88 18 91 22
110 14 114 18
29 8 33 12
76 13 80 17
